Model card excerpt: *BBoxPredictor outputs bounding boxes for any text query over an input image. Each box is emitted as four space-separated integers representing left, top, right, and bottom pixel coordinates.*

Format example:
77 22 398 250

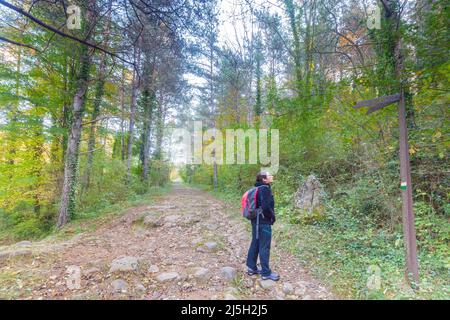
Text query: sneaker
247 267 262 276
261 272 280 281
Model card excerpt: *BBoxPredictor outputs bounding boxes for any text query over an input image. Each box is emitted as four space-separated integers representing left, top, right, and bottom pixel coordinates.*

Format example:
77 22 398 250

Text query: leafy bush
148 160 172 186
414 201 449 258
11 217 46 239
0 205 53 241
77 158 132 212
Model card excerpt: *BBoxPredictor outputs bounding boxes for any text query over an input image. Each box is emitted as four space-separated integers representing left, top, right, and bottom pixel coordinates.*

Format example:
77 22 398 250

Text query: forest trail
0 183 335 300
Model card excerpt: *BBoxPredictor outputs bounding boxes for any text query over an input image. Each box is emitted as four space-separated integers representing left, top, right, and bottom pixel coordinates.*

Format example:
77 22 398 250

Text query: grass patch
230 273 252 297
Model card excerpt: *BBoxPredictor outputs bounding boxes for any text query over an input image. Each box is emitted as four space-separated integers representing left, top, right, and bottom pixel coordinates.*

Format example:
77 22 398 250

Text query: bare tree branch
0 35 40 51
0 0 135 66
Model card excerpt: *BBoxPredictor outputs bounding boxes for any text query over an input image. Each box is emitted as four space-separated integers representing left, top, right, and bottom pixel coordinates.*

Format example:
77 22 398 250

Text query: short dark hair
256 171 269 183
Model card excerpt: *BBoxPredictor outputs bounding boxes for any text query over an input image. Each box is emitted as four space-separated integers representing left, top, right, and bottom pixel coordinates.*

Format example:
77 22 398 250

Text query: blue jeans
246 220 272 277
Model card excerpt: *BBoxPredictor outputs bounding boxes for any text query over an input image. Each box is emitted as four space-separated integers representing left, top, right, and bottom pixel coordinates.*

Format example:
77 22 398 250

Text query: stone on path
282 282 294 295
224 293 237 300
143 215 162 228
156 272 180 282
10 249 32 257
193 267 211 284
220 267 237 281
0 249 32 261
206 223 218 231
84 267 101 276
111 279 128 293
16 241 32 247
134 281 146 293
191 238 203 246
148 265 159 273
148 205 177 210
295 281 307 295
109 256 139 273
164 215 180 223
204 242 218 251
184 215 201 224
225 287 239 294
259 279 276 290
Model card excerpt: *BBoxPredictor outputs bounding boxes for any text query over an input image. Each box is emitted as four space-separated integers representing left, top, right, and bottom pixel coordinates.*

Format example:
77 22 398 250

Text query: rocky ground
0 184 335 300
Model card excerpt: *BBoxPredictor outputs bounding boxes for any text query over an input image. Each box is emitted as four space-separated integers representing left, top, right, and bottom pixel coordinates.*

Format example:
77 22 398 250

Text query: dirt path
0 183 335 300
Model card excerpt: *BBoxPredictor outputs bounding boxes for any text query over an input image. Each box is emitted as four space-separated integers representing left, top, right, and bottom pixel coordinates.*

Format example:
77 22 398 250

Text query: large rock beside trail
293 175 324 211
109 256 139 273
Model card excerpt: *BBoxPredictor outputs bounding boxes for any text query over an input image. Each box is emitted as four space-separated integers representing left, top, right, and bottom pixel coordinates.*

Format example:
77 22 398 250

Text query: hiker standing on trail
244 171 280 281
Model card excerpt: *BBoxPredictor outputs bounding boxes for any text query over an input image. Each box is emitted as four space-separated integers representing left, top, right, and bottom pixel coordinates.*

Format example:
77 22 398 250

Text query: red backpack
241 187 260 220
241 186 265 239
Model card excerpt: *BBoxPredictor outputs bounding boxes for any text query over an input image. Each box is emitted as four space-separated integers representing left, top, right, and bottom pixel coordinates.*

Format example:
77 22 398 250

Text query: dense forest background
0 0 448 299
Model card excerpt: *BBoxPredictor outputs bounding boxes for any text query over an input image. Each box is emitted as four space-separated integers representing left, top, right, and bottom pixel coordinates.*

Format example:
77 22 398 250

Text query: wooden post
397 86 420 284
395 40 420 284
353 82 420 283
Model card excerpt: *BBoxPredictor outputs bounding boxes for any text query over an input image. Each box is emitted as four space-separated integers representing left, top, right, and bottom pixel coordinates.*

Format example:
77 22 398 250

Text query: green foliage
78 157 131 212
148 160 172 187
290 206 327 225
0 202 53 242
414 201 449 259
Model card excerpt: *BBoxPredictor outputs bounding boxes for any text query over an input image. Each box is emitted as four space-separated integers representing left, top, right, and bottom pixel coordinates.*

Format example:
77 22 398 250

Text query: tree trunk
81 53 106 191
209 38 218 191
57 49 91 227
81 0 112 192
126 44 141 182
31 117 44 214
6 47 21 168
120 68 126 161
284 0 303 94
154 98 164 161
140 91 155 182
254 37 263 119
57 1 96 228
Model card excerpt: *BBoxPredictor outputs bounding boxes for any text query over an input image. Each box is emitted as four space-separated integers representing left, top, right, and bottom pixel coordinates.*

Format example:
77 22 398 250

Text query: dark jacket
255 181 275 225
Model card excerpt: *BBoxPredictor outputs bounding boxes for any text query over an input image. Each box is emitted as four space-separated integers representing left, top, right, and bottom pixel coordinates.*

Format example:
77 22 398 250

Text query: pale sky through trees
172 0 284 165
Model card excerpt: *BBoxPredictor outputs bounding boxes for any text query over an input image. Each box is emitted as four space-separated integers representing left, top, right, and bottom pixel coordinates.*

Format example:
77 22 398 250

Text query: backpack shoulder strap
255 184 271 206
256 184 270 195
